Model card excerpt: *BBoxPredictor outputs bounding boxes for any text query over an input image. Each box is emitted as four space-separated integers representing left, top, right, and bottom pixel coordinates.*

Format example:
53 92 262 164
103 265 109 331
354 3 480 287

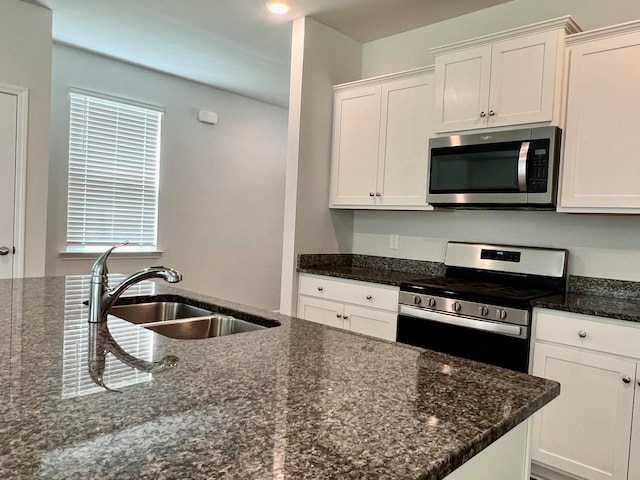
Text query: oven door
397 305 530 372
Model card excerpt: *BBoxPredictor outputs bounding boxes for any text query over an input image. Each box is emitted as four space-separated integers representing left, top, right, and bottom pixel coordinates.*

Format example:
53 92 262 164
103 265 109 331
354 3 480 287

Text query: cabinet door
629 376 640 480
343 305 397 341
488 31 557 128
377 74 433 207
531 343 635 480
559 32 640 212
330 85 381 206
433 45 491 132
297 296 345 329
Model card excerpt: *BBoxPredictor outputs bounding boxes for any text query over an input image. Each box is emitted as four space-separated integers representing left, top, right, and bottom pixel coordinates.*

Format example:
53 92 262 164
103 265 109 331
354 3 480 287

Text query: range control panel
480 249 521 263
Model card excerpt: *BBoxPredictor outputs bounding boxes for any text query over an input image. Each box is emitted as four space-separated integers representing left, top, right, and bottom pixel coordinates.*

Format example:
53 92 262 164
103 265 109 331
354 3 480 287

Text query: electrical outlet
389 234 399 250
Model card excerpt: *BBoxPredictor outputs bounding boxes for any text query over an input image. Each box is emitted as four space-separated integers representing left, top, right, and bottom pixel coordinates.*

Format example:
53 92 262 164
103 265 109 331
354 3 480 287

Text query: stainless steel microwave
427 126 561 208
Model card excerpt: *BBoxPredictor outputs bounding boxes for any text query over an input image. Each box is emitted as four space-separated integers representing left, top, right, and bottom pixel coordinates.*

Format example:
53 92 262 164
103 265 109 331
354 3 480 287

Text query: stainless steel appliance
427 126 561 208
397 242 567 372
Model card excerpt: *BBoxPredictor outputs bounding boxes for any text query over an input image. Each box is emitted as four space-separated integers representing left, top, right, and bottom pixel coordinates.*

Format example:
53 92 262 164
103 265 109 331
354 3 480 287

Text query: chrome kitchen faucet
88 240 183 323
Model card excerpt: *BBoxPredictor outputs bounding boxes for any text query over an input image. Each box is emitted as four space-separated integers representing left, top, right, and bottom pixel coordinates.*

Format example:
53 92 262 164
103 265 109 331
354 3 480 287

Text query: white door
531 343 635 480
488 30 557 127
559 31 640 212
344 304 397 341
377 74 433 207
629 372 640 480
433 45 492 132
0 92 17 279
330 84 381 206
297 296 345 329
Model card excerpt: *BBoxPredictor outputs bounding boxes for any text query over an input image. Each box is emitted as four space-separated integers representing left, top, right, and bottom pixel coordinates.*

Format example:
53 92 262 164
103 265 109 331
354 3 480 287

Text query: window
66 90 163 253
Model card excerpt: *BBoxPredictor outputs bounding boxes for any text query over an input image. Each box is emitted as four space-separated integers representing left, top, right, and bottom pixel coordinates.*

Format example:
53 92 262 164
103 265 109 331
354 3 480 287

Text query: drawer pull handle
578 330 587 338
317 286 323 291
623 376 632 384
366 295 372 300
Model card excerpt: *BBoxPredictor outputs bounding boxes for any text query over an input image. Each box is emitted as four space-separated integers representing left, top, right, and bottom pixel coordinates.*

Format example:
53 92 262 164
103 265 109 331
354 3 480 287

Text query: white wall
0 0 51 276
279 17 362 315
47 45 288 310
348 0 640 282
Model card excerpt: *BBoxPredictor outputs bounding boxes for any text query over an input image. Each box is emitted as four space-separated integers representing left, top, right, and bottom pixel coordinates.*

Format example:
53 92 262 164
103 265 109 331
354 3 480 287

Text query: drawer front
534 308 640 358
299 273 399 311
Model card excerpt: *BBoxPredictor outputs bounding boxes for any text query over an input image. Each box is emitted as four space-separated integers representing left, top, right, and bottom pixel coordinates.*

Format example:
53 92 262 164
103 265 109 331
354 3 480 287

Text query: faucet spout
103 266 182 312
88 242 183 323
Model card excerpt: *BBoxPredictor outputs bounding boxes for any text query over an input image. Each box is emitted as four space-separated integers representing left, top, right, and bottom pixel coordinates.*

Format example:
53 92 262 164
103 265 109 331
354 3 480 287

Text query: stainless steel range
397 242 567 372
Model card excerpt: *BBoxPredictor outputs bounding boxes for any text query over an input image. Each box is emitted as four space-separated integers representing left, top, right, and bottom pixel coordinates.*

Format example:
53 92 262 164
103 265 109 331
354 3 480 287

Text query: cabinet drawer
299 273 399 311
534 308 640 358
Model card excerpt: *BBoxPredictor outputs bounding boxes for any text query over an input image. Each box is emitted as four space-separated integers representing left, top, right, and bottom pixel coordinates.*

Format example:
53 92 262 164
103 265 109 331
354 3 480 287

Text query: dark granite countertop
298 254 640 323
0 276 559 480
533 275 640 322
533 293 640 323
297 254 445 286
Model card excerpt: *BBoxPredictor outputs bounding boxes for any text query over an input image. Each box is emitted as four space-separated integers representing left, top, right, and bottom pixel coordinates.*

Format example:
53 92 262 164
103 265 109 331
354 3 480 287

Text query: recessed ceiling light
265 1 291 15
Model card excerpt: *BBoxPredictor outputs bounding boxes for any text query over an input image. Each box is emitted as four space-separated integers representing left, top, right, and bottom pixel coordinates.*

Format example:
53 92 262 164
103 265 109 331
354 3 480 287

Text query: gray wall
47 45 288 310
279 17 362 314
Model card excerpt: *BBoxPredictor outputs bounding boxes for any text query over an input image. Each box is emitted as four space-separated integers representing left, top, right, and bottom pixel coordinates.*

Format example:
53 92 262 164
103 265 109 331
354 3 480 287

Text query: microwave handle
517 141 530 192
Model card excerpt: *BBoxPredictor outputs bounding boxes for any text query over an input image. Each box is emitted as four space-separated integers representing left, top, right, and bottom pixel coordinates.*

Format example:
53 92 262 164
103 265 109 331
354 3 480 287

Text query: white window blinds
66 91 163 251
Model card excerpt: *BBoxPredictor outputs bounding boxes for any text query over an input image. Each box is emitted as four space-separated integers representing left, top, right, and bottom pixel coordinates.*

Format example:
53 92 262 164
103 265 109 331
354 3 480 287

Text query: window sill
59 250 164 261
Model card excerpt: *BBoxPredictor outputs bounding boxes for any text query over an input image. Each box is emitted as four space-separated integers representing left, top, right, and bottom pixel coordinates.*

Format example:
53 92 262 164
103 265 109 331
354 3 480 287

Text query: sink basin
109 301 214 324
107 294 280 340
143 315 266 339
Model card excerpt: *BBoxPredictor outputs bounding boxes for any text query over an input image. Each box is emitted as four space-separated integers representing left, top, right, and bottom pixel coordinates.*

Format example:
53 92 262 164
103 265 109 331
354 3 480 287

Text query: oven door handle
399 305 526 338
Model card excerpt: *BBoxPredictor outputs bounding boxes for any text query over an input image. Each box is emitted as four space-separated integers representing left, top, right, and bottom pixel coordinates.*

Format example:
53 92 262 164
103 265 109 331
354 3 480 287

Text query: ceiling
25 0 514 108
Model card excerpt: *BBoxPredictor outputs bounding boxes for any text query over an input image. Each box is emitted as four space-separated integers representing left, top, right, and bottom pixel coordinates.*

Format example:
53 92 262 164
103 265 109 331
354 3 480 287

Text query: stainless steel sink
143 315 266 339
109 301 214 324
107 295 279 340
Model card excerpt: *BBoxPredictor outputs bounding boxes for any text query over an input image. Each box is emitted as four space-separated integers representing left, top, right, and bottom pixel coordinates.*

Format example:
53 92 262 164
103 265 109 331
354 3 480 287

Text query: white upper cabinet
330 68 434 210
330 84 381 206
431 17 580 133
558 21 640 213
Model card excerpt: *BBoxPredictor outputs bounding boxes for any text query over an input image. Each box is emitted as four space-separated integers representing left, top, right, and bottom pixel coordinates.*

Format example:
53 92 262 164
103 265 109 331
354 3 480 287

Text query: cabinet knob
343 316 349 320
375 192 381 197
480 111 486 118
336 314 342 318
317 286 323 291
366 295 372 300
488 110 495 116
578 330 587 338
369 192 375 197
623 375 632 384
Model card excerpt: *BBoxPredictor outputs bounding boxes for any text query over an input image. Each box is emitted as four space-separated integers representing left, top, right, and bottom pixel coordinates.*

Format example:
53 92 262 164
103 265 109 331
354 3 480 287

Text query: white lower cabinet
530 308 640 480
297 274 398 341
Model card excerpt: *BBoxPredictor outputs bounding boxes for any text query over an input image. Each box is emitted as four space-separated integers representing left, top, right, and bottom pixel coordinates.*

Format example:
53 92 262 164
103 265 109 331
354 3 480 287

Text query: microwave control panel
528 139 550 193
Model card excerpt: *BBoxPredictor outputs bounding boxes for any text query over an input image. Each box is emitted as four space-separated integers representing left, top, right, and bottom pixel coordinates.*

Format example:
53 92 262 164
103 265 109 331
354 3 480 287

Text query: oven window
430 141 523 193
397 314 529 372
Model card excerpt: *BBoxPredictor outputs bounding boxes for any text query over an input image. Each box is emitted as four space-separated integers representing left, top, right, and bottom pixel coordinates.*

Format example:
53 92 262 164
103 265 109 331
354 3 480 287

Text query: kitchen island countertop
0 276 558 479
